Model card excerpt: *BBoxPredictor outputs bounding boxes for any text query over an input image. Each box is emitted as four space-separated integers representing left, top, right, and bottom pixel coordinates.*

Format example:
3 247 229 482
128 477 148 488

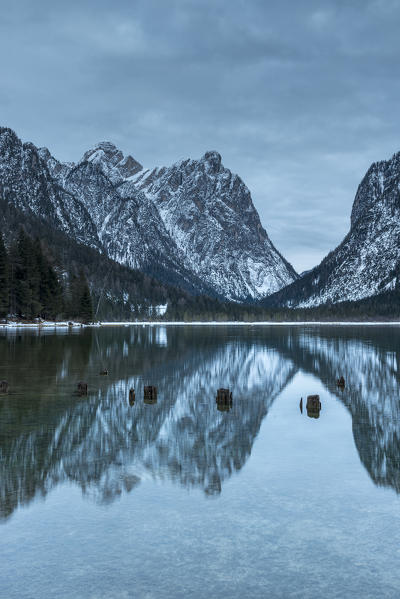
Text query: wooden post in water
144 386 157 404
216 388 233 411
129 388 136 405
77 382 88 396
306 394 321 418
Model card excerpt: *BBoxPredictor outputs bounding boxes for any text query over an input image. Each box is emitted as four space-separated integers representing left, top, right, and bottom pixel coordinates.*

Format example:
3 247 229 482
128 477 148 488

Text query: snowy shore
1 320 400 328
0 320 93 329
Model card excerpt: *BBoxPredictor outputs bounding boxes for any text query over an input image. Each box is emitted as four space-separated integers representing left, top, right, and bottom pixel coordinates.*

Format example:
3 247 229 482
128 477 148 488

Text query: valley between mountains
1 125 400 319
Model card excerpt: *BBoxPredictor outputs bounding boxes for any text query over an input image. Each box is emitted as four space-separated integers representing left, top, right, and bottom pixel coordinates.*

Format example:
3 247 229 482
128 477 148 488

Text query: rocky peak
0 125 298 302
202 150 222 174
118 154 143 179
0 128 22 169
132 150 297 300
81 142 142 184
37 147 52 162
82 141 123 166
266 148 400 308
351 152 400 228
0 127 20 147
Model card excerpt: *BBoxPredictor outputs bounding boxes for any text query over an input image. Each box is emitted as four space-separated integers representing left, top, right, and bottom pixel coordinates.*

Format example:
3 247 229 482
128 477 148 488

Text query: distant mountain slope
130 151 297 300
264 152 400 308
0 126 297 301
0 127 100 249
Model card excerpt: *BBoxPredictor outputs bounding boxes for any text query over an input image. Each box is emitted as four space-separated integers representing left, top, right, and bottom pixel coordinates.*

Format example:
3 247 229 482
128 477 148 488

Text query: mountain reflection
1 325 400 519
284 327 400 494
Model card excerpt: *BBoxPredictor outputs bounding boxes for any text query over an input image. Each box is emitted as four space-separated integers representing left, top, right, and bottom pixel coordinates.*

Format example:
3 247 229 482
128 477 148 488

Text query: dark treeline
0 230 93 322
0 199 206 321
2 228 399 323
164 287 400 322
1 200 399 322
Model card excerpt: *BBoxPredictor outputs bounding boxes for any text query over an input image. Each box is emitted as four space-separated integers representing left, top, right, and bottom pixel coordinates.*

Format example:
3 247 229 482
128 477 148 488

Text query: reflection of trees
2 325 400 521
0 327 295 519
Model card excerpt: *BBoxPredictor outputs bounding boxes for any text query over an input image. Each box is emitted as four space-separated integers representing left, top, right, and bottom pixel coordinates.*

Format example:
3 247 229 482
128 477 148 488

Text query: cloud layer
1 0 399 271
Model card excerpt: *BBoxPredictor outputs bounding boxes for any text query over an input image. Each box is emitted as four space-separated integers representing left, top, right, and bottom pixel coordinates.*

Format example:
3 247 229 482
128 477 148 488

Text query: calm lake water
1 325 400 598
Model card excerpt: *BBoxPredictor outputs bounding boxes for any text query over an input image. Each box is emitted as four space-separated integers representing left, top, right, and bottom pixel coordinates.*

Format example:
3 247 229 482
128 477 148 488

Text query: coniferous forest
0 230 93 323
1 221 400 324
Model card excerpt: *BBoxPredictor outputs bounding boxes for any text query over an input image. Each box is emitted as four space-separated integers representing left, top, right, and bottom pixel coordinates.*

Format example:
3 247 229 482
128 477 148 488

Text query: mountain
57 157 208 296
0 127 100 249
130 151 297 300
264 151 400 308
0 126 297 302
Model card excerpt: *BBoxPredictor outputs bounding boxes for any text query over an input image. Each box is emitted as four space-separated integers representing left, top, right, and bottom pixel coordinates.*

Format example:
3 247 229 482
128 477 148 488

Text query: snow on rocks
266 151 400 308
0 127 298 302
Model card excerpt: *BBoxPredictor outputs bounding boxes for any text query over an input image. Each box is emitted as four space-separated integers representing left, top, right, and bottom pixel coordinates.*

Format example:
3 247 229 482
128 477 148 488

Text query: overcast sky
1 0 399 272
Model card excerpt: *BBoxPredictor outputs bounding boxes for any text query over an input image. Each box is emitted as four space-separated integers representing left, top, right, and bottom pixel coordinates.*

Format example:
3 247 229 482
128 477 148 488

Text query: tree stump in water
306 394 321 418
77 382 88 396
0 380 9 394
216 388 233 412
144 386 157 404
129 388 136 405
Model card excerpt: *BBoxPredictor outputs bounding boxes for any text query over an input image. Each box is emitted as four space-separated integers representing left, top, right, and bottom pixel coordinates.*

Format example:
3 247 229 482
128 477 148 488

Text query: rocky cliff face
0 126 297 301
131 151 297 300
265 152 400 307
0 127 100 248
60 157 207 294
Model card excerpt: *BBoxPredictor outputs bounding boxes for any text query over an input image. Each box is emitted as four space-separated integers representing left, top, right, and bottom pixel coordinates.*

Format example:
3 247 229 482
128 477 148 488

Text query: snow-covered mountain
0 127 100 249
129 151 297 299
265 152 400 308
0 126 297 301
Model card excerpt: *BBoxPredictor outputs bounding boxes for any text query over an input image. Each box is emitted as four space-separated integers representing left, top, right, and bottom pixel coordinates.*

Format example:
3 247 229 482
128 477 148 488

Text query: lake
1 324 400 598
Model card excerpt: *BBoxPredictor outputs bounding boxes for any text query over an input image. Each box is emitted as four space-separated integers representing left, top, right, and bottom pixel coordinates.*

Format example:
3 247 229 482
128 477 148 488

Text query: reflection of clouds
2 326 400 522
289 329 400 494
61 343 295 501
0 330 295 519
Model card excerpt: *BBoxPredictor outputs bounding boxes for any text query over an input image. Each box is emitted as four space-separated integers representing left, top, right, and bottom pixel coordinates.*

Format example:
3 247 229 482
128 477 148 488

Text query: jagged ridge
0 127 298 301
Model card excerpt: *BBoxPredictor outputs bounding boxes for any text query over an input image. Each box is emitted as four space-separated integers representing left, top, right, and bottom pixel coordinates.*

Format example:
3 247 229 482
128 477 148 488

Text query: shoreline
1 320 400 328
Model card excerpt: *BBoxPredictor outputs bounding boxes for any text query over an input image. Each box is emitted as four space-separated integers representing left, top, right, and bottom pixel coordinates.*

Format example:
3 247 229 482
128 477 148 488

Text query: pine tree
68 269 93 322
29 238 42 318
0 234 9 318
14 229 32 318
44 264 63 319
68 273 81 317
34 238 63 319
79 273 93 323
12 230 45 319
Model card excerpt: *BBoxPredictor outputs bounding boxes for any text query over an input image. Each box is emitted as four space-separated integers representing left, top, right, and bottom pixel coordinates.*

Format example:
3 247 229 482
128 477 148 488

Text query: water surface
1 325 400 598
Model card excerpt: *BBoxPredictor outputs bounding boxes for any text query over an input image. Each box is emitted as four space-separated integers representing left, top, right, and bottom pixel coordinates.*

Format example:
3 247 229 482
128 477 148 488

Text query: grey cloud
0 0 399 271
